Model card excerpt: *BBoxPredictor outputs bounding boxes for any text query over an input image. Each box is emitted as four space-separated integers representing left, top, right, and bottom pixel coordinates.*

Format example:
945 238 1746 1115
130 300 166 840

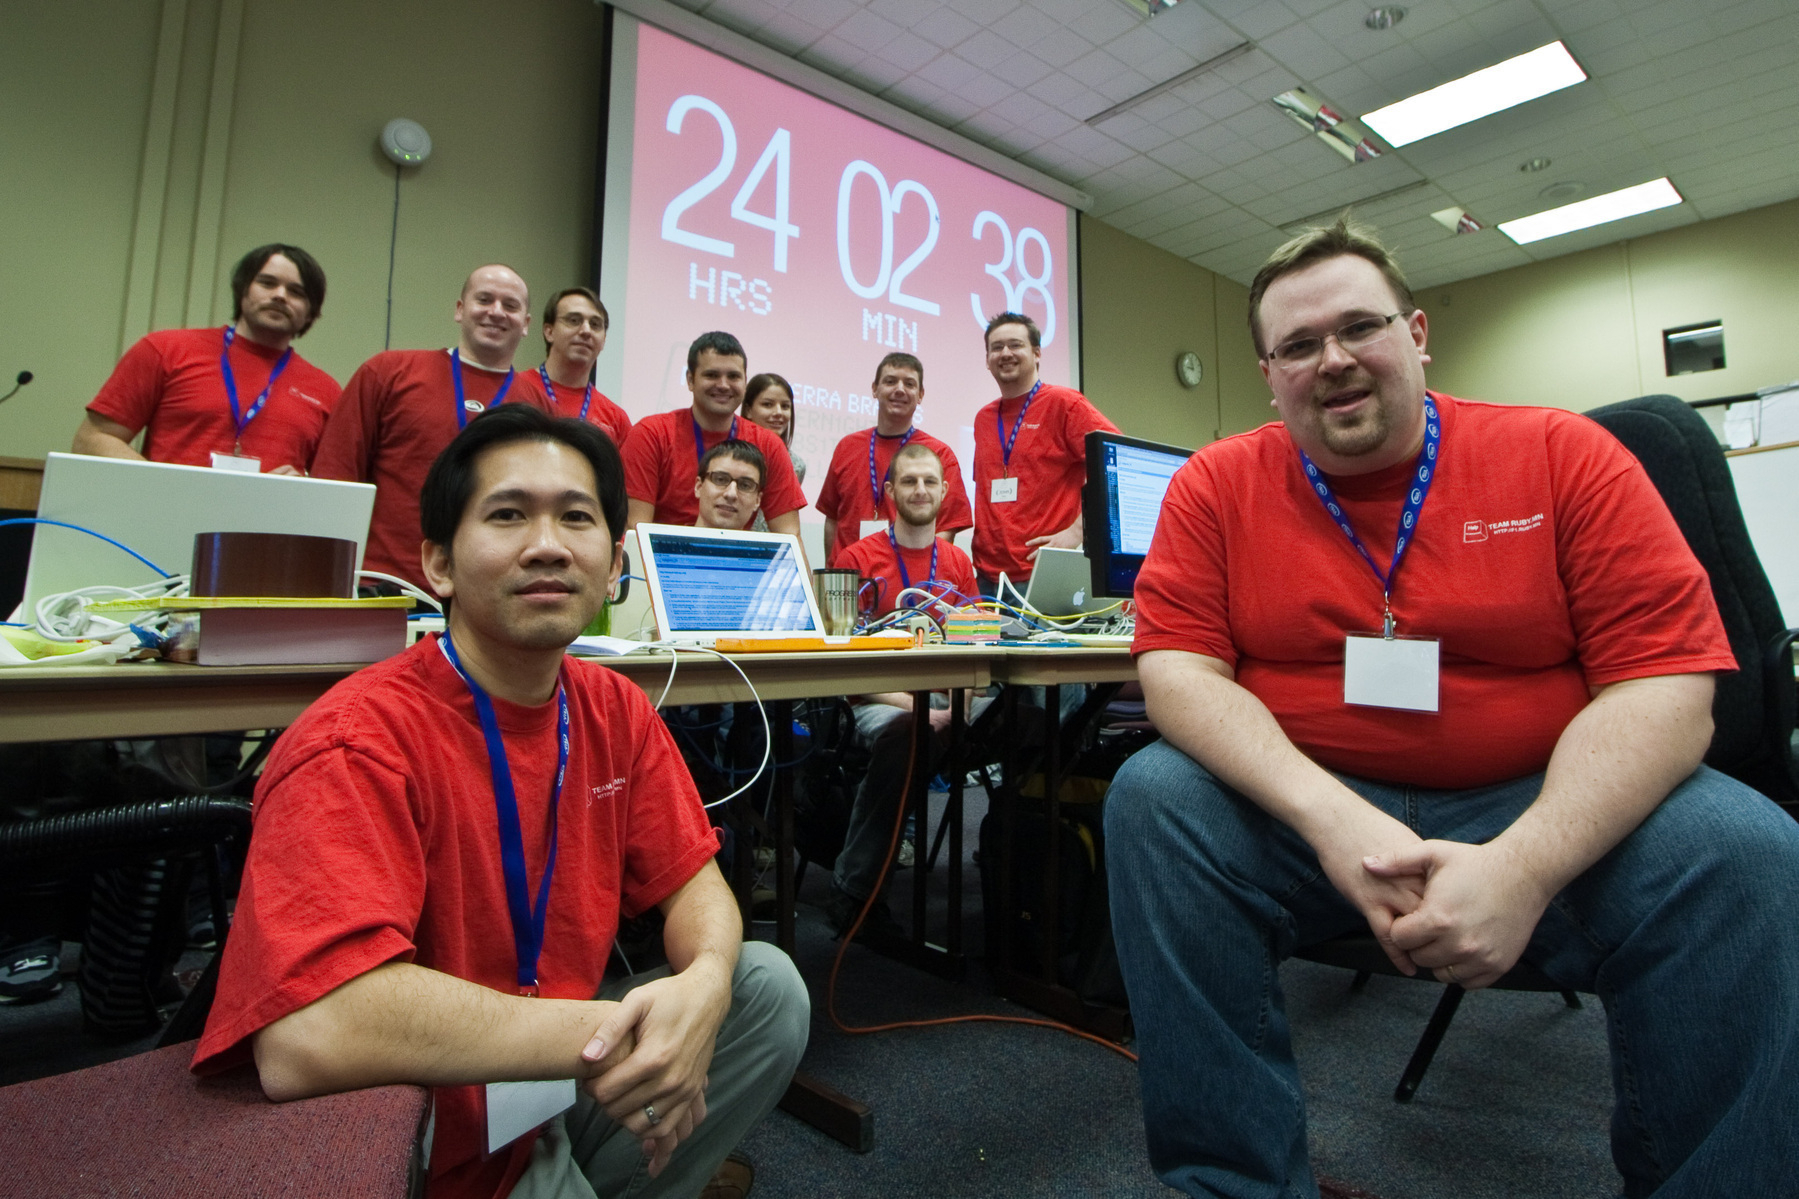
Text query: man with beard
827 443 980 944
75 244 339 475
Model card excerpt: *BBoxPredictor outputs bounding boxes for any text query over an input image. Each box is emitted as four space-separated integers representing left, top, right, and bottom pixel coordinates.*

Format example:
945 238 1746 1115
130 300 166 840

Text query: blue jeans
1104 740 1799 1198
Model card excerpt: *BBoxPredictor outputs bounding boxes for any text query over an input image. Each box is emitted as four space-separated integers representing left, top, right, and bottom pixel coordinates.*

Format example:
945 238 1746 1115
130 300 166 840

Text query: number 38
971 213 1055 346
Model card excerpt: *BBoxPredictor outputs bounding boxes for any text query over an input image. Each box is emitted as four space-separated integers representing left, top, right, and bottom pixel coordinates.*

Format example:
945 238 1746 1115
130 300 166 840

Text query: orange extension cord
823 707 1138 1064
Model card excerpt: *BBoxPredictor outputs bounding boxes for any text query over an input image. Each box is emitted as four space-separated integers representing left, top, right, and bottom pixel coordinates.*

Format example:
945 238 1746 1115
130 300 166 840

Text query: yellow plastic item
86 595 415 613
712 636 916 653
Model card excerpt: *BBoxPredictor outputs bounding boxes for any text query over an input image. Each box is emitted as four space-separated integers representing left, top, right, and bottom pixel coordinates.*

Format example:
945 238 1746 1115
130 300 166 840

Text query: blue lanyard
1296 395 1441 637
450 350 515 430
438 632 569 997
996 380 1042 473
219 327 292 449
886 527 938 597
693 415 738 468
870 428 914 509
539 365 593 423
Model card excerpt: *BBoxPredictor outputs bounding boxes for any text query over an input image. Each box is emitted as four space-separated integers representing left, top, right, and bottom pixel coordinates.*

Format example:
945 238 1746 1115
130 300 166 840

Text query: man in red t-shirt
836 443 977 618
619 331 805 537
521 287 632 446
311 264 554 592
826 444 985 945
969 312 1117 591
76 244 341 474
194 404 806 1199
1106 218 1799 1196
816 352 972 566
692 440 764 532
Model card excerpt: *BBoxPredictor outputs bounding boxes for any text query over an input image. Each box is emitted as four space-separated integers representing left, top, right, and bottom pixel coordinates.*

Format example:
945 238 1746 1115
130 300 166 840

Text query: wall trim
184 0 244 328
120 0 190 354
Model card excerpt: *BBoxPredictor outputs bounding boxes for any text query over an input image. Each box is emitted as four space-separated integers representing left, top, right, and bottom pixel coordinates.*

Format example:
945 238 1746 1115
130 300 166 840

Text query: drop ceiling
651 0 1799 289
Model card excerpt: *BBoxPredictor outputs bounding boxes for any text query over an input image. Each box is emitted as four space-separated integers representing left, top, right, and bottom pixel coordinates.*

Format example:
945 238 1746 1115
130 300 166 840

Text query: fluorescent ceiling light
1362 41 1587 147
1498 177 1683 245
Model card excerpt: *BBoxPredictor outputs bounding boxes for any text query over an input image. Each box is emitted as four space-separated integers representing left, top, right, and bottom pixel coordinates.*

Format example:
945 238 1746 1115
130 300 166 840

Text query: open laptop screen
640 526 820 636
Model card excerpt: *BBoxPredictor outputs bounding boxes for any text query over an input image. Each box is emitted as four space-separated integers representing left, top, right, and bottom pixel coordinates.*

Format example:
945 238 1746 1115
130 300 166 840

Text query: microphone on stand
0 371 33 404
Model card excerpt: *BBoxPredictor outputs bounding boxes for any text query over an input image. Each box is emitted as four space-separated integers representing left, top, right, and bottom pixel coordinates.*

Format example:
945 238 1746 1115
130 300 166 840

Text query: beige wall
1418 197 1799 413
9 1 1791 466
1077 214 1269 450
0 0 606 462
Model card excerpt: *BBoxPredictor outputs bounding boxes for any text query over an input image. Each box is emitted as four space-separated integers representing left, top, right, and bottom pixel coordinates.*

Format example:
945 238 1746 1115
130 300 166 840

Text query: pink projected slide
619 23 1074 505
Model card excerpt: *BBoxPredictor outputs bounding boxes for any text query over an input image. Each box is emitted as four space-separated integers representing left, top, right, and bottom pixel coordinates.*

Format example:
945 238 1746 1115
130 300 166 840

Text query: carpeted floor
2 789 1621 1199
738 788 1619 1199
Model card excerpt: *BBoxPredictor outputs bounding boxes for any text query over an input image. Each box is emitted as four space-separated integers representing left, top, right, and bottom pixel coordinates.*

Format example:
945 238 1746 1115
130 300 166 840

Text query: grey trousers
508 941 809 1199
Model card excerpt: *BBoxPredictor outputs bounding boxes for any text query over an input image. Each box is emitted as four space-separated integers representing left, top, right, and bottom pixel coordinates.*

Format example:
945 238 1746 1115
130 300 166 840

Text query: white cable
357 571 444 611
33 576 189 643
645 642 773 811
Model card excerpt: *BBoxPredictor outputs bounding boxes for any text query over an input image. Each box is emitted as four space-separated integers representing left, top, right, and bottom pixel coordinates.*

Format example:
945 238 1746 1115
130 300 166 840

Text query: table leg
772 698 796 953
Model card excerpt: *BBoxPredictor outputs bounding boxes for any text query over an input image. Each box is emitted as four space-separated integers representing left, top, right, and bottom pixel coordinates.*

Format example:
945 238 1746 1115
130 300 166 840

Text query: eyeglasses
703 470 761 495
1264 312 1408 369
558 312 606 331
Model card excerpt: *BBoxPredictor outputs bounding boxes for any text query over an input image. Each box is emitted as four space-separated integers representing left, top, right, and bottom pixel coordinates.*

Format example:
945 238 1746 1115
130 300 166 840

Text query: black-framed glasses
703 470 762 495
1264 312 1408 368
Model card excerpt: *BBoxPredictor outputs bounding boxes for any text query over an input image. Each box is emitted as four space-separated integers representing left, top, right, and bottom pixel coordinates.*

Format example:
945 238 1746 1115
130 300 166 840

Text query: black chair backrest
1585 394 1796 805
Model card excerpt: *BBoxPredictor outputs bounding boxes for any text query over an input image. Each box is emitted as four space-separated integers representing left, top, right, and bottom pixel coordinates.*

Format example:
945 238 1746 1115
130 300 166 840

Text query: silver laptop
1020 546 1111 618
635 523 829 645
20 453 377 613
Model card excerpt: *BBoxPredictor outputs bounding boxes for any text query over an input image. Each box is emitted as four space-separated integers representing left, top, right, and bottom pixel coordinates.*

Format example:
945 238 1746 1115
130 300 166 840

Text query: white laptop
635 523 830 645
1019 546 1111 619
20 453 377 613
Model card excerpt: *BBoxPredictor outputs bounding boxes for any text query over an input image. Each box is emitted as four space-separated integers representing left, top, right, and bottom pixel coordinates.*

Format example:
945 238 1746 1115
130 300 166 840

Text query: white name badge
990 477 1018 503
1344 634 1440 712
860 519 887 540
210 452 261 474
486 1079 576 1153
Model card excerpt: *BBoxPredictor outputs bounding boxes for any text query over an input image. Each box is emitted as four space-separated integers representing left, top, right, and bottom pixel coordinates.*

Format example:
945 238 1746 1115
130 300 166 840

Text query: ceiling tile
912 7 983 48
643 0 1799 290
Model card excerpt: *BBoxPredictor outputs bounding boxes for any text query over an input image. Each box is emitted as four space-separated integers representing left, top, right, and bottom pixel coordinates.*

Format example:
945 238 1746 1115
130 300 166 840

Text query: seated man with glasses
1105 216 1799 1196
693 440 765 532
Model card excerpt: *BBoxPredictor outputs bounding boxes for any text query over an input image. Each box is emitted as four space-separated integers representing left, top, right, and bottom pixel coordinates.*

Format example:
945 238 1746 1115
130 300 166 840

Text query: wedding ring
644 1103 661 1127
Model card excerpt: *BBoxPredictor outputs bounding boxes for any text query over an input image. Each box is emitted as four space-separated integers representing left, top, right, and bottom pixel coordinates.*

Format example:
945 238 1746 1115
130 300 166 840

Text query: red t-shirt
837 528 978 617
970 383 1118 582
815 426 973 566
87 326 342 471
1131 394 1736 789
620 410 806 527
311 350 553 589
192 636 720 1199
519 367 633 447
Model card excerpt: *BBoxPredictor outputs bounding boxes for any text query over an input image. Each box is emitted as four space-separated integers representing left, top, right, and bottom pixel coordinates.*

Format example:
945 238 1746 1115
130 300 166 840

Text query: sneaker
0 937 63 1005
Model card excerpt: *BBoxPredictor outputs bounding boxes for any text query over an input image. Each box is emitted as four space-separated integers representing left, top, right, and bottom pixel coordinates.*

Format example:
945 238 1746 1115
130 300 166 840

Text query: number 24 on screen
658 93 1057 344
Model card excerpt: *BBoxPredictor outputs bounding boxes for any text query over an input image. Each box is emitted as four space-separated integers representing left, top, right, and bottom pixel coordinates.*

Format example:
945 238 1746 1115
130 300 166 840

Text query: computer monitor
21 454 377 614
634 523 824 643
1081 430 1194 599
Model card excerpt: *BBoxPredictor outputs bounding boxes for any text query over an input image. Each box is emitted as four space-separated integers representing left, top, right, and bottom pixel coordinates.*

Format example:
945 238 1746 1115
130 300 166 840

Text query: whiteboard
1727 442 1799 627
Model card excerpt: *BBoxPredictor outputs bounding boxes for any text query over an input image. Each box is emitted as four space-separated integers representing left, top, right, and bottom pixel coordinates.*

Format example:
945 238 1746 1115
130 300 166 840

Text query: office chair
1300 393 1799 1103
1588 394 1798 813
